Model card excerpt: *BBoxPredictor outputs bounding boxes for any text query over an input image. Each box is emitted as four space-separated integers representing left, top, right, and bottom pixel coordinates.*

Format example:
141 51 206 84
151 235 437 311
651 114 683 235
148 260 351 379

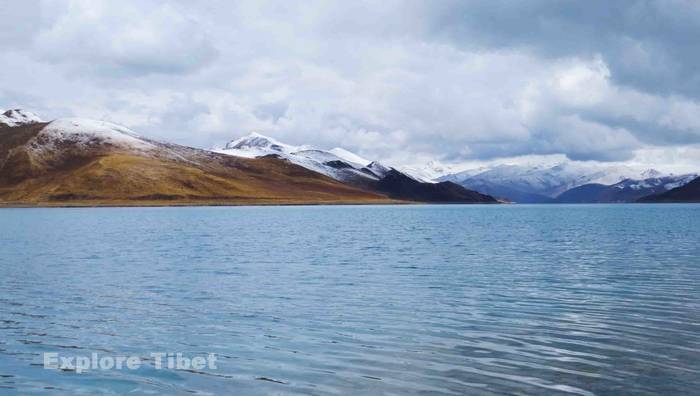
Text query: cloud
0 0 698 169
429 0 700 98
34 1 217 76
0 0 44 49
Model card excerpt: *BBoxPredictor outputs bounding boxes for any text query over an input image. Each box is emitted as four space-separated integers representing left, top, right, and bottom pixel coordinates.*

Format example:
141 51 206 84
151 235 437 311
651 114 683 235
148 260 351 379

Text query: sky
1 0 700 172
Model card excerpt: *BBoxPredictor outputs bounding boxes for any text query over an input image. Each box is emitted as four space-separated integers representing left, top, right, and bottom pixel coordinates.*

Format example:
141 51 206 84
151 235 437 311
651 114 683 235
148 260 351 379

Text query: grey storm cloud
0 0 699 168
431 0 700 98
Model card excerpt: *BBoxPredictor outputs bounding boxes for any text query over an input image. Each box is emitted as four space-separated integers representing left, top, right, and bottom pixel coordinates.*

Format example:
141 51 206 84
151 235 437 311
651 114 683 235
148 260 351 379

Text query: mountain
552 184 609 203
0 116 393 206
216 133 497 203
0 109 42 127
439 162 669 203
328 147 371 166
375 169 495 203
638 176 700 203
555 174 698 203
215 133 381 188
400 160 456 183
458 179 554 203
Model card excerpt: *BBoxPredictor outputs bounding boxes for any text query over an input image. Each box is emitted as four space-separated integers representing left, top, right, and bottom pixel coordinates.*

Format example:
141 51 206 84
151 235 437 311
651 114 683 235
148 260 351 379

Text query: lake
0 204 698 395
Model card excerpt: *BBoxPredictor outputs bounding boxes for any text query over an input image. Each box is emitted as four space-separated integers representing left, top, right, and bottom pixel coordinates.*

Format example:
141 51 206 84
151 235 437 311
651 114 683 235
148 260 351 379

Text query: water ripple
0 204 699 395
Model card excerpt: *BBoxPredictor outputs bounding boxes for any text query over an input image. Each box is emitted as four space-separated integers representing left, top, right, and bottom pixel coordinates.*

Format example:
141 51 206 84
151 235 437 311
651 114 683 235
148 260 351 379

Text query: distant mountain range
435 162 697 203
553 175 698 203
0 109 495 206
216 133 699 204
639 176 700 203
1 108 697 206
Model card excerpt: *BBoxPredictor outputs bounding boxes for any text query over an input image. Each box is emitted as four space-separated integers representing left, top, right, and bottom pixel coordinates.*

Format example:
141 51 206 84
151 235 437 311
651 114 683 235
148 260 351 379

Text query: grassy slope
0 124 396 206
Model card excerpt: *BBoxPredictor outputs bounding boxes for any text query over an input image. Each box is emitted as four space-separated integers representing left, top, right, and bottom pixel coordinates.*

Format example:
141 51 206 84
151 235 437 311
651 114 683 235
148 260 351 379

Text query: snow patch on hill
0 109 42 127
439 161 672 198
221 132 305 157
400 160 462 183
41 118 154 149
216 133 382 182
27 118 156 163
365 161 391 179
664 176 696 190
612 174 697 191
329 147 371 167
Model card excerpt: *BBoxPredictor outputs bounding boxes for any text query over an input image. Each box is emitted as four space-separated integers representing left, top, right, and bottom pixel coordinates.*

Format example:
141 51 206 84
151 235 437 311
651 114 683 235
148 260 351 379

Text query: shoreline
1 201 697 208
0 199 508 208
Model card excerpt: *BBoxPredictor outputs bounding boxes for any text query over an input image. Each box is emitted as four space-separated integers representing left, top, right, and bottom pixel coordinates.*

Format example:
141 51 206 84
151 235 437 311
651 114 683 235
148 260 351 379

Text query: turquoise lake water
0 204 699 395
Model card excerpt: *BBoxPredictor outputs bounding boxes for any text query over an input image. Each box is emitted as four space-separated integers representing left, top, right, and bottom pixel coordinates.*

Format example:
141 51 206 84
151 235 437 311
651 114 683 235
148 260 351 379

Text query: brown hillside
0 122 395 206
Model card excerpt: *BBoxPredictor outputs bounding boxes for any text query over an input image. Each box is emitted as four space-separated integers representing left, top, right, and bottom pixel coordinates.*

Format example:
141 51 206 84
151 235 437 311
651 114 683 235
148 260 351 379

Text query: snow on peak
611 172 698 191
437 161 675 198
223 132 305 152
641 169 662 179
218 132 296 159
34 118 155 152
329 147 371 167
44 118 140 138
664 173 698 190
366 161 391 178
216 133 386 182
401 160 457 183
0 109 42 127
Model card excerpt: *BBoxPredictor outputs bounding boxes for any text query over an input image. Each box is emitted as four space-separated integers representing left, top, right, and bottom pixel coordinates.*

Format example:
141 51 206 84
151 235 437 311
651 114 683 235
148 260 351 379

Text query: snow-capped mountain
219 133 489 192
0 109 42 127
215 133 497 203
622 173 697 191
0 110 163 160
217 132 303 157
554 173 698 203
400 160 458 183
437 162 677 202
215 132 391 184
639 176 700 203
38 118 155 151
5 115 160 165
328 147 371 166
365 161 391 179
0 113 392 205
23 118 193 170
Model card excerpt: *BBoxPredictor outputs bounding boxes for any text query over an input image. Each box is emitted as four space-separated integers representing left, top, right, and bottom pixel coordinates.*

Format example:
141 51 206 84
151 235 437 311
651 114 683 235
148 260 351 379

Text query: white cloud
0 0 698 170
34 1 217 76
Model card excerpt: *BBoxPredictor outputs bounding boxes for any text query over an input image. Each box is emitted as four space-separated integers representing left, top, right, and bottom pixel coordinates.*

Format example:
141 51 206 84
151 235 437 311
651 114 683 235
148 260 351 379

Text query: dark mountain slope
555 175 698 203
638 177 700 203
554 184 609 203
373 170 497 203
217 133 497 203
457 179 553 203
